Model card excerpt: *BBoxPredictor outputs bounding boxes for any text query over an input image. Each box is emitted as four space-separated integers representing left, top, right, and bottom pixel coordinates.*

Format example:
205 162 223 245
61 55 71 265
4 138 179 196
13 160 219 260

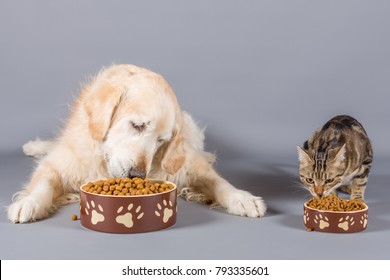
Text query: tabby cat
297 115 373 201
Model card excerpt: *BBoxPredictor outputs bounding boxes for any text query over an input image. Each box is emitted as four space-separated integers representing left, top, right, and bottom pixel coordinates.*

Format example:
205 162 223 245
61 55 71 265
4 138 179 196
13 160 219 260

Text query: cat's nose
314 186 324 196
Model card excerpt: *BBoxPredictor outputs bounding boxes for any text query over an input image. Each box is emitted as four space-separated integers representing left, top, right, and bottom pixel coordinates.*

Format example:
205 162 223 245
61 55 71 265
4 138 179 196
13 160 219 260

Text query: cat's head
297 144 346 197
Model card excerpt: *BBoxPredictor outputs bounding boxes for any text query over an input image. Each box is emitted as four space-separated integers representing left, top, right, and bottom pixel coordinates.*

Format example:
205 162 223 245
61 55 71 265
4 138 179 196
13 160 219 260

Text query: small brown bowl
303 202 368 233
80 179 177 233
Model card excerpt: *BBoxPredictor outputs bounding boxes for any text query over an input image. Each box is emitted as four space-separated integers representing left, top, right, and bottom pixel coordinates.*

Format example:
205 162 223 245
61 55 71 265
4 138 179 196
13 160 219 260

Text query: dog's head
84 66 185 178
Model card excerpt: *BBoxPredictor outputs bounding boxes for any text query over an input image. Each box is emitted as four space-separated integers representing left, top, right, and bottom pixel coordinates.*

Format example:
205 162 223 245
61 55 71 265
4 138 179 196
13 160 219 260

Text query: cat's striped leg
350 162 371 201
350 177 367 201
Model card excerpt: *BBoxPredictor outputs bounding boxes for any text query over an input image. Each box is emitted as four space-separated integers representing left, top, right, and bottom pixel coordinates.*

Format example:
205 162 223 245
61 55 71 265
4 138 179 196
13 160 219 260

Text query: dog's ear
84 82 122 141
161 128 186 175
161 133 186 174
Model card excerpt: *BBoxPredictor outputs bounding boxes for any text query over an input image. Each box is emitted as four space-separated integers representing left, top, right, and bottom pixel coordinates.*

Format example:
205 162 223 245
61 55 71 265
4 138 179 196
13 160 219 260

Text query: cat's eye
305 178 314 184
325 178 334 184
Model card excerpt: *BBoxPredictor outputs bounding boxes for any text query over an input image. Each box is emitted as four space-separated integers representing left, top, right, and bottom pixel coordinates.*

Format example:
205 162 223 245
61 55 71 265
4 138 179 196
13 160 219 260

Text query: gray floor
1 152 389 260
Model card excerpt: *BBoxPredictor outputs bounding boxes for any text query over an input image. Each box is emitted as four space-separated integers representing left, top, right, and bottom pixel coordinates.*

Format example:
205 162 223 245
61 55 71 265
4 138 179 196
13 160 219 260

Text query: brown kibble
141 188 148 195
82 178 175 196
71 214 78 221
306 196 366 212
109 178 116 185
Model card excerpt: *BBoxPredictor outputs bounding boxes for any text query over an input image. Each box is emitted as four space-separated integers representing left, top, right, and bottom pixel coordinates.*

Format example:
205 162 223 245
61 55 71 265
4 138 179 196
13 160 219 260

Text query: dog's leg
7 164 64 223
184 153 266 218
23 138 54 159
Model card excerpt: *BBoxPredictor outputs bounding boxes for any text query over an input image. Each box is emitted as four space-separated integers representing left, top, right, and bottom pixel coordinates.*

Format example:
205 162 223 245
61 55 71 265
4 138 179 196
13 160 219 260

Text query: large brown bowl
80 179 177 233
303 202 368 233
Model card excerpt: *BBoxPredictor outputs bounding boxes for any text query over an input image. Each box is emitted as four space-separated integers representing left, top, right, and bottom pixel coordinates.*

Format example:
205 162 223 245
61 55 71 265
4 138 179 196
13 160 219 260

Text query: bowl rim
304 201 368 213
80 178 177 198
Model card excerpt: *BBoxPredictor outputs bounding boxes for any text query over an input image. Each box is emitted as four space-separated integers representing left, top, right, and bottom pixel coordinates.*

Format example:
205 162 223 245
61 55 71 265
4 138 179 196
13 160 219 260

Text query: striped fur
297 115 373 201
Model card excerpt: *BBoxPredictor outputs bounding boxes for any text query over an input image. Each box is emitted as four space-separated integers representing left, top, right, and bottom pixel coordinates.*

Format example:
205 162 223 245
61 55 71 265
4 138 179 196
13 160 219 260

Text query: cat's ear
330 144 346 166
297 146 313 165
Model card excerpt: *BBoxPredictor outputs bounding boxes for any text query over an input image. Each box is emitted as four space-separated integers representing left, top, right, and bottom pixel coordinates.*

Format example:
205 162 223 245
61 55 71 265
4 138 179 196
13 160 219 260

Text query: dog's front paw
225 190 267 218
8 196 49 223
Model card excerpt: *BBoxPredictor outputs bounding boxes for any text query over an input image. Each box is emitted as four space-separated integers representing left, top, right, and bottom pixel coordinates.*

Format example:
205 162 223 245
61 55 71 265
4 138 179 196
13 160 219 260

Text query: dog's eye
157 137 164 143
130 121 146 132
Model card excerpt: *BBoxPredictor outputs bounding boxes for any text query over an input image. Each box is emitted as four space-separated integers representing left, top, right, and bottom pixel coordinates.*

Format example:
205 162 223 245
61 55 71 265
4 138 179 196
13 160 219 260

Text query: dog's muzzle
128 167 146 179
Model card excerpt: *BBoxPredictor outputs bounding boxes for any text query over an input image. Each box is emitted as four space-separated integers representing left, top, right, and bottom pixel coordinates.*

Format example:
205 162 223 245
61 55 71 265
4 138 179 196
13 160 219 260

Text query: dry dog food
306 196 366 212
82 177 174 196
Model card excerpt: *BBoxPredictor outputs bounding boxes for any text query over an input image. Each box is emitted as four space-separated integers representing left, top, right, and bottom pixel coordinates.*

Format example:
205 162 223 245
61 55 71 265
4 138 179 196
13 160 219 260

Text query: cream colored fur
8 64 266 223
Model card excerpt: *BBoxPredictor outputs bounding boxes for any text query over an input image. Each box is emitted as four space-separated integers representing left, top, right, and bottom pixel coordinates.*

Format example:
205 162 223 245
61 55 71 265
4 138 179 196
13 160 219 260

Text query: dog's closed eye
130 121 149 133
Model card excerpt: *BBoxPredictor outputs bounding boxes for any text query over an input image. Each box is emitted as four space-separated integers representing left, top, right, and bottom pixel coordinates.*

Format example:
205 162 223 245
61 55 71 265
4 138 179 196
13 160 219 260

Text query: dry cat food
306 196 367 212
82 177 174 196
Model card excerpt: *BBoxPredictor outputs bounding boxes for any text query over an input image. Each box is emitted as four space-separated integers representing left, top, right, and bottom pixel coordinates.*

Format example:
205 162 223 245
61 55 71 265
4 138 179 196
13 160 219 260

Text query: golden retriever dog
8 64 266 223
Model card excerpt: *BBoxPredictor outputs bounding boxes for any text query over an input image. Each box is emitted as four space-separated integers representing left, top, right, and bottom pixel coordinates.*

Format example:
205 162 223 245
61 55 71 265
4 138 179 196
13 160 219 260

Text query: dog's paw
8 196 49 223
225 190 267 218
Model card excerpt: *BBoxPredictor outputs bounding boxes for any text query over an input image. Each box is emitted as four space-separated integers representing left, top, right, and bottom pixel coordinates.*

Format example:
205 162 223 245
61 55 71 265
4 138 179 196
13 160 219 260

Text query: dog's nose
128 167 146 179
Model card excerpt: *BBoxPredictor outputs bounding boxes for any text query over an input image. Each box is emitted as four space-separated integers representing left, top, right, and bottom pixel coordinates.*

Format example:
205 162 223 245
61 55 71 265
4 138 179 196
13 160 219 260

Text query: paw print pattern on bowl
360 213 368 228
303 209 310 224
155 199 174 223
338 216 355 231
314 214 330 230
115 204 144 228
85 200 105 225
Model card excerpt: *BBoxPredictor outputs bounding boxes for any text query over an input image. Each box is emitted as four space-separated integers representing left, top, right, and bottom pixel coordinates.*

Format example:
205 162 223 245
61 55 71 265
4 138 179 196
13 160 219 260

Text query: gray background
0 0 389 259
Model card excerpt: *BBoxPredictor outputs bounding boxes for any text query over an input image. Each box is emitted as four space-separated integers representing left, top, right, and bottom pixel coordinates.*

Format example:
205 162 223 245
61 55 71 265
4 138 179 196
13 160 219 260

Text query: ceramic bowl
80 179 177 233
303 202 368 233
